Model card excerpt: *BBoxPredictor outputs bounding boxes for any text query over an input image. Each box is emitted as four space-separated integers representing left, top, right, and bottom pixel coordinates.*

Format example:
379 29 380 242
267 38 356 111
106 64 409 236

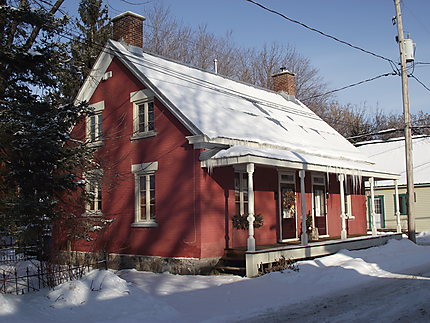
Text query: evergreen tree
0 0 94 256
62 0 111 100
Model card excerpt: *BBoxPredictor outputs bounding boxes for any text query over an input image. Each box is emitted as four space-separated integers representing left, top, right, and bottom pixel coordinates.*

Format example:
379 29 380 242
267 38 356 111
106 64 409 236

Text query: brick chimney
112 11 145 48
271 67 296 97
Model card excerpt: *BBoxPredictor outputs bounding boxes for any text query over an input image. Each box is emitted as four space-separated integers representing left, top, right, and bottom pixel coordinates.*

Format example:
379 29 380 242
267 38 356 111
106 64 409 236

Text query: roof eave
75 43 115 105
110 41 202 136
75 40 202 136
202 154 399 180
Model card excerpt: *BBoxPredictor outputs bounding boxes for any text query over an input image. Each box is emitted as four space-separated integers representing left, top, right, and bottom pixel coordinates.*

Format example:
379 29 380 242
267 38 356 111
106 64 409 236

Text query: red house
62 12 398 277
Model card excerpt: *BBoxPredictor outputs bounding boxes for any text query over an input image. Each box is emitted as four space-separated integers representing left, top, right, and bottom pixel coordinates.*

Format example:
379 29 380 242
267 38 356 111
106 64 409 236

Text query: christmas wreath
232 213 264 230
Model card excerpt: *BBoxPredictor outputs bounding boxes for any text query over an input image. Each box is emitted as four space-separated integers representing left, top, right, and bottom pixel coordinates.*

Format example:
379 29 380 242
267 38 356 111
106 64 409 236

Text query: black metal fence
0 244 109 295
1 260 95 295
0 246 38 265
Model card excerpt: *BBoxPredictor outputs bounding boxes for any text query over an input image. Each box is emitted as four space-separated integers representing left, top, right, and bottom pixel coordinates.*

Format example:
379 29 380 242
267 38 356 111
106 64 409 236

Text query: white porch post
394 179 402 233
299 170 308 245
369 177 377 236
247 163 255 252
339 174 347 240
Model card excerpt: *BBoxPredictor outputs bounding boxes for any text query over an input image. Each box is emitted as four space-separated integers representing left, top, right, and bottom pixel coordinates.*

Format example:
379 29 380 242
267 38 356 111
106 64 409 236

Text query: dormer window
130 89 156 140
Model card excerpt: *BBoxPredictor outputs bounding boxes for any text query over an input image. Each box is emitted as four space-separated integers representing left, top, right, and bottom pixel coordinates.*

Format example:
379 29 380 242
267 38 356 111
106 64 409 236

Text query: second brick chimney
271 67 296 97
112 11 145 48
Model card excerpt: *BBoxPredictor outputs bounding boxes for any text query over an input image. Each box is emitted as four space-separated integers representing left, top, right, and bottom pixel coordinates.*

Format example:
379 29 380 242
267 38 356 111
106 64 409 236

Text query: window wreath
232 213 264 230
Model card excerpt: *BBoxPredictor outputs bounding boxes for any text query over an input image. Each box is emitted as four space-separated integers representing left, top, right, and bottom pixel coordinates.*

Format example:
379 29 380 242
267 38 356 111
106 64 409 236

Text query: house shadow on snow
3 246 430 323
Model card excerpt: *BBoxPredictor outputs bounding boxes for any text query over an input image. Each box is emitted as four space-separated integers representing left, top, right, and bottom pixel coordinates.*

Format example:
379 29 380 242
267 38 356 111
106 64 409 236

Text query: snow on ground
417 230 430 245
2 237 430 322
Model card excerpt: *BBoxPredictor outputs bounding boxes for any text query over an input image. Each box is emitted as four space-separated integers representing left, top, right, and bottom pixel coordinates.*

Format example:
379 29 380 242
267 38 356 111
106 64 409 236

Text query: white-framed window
234 167 248 216
86 101 104 145
85 170 103 215
130 89 156 140
131 162 158 227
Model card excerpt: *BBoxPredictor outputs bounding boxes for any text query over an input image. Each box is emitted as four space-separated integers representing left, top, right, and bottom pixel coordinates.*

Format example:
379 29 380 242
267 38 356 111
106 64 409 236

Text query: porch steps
214 249 246 276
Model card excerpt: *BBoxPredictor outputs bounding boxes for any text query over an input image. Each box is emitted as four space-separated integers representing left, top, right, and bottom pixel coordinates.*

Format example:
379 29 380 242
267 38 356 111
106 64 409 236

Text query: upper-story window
86 101 104 146
138 101 154 133
130 89 156 140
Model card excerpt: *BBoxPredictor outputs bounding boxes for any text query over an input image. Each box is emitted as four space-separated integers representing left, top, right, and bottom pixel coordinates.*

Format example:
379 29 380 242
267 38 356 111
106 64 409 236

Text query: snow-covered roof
357 136 430 186
77 40 398 178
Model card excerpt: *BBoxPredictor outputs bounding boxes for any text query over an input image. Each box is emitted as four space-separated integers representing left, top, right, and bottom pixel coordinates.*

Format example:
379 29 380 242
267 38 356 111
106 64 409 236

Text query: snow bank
47 270 130 307
417 230 430 245
1 239 430 322
0 294 15 315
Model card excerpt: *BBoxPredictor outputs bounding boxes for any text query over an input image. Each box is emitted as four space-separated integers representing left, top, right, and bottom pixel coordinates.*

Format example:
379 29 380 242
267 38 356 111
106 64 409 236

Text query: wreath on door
282 191 296 218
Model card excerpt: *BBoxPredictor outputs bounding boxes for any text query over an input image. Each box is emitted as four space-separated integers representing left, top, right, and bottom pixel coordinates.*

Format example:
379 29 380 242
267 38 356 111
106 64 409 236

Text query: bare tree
142 4 331 112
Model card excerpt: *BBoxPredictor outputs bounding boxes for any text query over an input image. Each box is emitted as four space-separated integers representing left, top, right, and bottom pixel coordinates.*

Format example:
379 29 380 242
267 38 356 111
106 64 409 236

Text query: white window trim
131 162 158 227
86 101 104 146
234 165 248 216
84 170 103 216
130 89 156 140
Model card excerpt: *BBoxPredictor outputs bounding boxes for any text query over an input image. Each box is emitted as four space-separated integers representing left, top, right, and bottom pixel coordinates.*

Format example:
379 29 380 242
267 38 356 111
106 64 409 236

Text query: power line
244 0 398 72
59 4 403 107
348 128 401 141
58 24 401 109
302 72 397 101
409 74 430 92
118 0 151 6
402 1 430 37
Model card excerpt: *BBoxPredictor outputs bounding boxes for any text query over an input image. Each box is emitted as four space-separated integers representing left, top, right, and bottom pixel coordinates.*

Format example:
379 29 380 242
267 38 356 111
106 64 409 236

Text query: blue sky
64 0 430 115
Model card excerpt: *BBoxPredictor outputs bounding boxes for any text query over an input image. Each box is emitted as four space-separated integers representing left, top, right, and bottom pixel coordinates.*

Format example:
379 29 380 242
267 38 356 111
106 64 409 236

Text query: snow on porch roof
206 145 398 179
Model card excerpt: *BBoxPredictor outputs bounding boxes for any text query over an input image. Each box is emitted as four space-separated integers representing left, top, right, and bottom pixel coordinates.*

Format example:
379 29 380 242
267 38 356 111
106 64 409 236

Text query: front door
313 182 327 236
369 196 385 229
281 183 297 239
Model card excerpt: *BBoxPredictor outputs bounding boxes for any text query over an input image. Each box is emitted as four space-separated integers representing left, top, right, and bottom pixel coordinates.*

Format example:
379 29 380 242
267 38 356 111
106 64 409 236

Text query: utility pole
394 0 416 243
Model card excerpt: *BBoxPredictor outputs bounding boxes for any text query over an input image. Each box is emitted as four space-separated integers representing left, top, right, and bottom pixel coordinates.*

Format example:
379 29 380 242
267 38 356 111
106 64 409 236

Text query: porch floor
218 232 403 277
227 233 370 253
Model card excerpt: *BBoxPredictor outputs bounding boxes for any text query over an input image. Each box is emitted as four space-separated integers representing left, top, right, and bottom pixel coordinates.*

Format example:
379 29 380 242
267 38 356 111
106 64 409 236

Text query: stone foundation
58 251 220 275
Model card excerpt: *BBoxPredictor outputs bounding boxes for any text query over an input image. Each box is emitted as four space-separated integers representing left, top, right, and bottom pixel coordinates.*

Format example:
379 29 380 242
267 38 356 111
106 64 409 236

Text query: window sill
131 221 158 228
130 131 157 141
82 212 103 217
87 141 103 148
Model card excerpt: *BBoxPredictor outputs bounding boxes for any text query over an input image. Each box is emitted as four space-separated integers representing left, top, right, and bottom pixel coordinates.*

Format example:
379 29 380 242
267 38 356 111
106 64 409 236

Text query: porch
217 232 402 277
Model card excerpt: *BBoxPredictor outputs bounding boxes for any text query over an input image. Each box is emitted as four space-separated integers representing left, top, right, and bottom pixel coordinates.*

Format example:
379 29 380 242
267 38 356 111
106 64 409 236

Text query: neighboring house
357 135 430 232
57 12 398 276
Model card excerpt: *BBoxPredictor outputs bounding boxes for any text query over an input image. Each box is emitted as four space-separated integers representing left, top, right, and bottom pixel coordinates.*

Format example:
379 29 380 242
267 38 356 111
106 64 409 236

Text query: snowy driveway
243 268 430 322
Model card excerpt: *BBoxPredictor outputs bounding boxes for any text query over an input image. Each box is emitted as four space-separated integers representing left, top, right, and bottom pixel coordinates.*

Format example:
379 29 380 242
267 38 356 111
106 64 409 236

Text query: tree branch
23 0 65 51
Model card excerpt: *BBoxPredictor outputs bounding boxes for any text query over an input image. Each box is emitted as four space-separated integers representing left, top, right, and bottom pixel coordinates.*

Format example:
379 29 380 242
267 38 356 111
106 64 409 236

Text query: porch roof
203 145 399 180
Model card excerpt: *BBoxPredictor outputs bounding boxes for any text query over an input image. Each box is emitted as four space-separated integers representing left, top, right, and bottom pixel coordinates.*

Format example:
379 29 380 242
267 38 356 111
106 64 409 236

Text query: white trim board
202 155 399 180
